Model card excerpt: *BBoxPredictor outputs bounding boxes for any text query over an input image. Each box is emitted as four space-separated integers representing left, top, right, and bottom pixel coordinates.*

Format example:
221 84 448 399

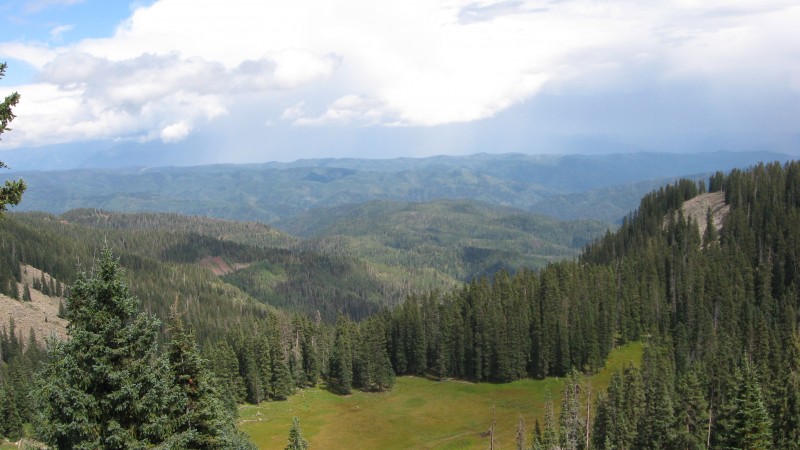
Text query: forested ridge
2 161 800 448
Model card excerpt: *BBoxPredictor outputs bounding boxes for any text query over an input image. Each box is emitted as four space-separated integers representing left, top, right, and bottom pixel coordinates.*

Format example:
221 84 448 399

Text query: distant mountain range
7 151 793 224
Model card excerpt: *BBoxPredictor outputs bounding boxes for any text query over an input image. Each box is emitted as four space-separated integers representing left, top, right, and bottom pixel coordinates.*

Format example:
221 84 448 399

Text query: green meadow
240 342 644 449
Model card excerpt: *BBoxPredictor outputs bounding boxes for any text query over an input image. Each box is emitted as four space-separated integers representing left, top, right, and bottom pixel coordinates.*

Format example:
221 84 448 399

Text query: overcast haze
1 0 799 166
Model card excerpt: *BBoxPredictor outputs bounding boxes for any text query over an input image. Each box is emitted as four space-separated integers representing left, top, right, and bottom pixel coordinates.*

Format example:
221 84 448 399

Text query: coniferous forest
2 161 800 448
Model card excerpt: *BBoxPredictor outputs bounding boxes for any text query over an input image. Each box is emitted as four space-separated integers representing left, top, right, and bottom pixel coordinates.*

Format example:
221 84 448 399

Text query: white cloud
160 121 191 143
294 95 387 126
1 0 799 148
281 102 307 121
49 24 75 43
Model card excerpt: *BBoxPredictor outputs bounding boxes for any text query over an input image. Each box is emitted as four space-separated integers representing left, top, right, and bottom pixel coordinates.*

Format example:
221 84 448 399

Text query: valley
240 343 644 449
3 157 800 449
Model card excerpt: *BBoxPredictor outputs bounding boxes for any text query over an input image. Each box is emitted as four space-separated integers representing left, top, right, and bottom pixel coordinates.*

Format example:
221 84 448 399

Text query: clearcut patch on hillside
199 256 250 276
680 191 729 239
0 265 68 345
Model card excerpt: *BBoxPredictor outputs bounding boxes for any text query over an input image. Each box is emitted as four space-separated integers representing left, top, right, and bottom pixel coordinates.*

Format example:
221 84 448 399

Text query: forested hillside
283 199 608 281
3 160 800 449
329 161 800 448
11 151 789 224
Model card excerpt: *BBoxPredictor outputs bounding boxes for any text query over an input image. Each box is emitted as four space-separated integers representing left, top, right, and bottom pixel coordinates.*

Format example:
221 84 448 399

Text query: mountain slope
284 199 608 280
11 151 790 224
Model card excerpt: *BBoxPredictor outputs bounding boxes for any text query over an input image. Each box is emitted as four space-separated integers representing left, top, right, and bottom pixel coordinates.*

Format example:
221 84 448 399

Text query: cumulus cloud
294 95 387 126
160 121 191 143
1 0 799 149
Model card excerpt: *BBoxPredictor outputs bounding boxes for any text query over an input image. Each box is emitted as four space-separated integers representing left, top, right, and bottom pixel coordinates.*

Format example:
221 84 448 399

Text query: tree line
4 161 800 448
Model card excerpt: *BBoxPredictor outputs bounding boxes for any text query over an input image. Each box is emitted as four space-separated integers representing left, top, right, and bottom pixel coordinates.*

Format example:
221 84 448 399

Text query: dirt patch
0 265 68 347
199 256 250 276
666 191 729 243
682 191 729 238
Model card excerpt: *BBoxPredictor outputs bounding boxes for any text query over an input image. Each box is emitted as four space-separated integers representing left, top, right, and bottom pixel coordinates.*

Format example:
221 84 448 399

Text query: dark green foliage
386 264 612 381
0 319 47 441
353 317 395 392
592 365 644 450
283 199 609 279
582 161 800 448
268 331 294 401
328 314 354 395
3 157 800 448
716 357 773 450
34 248 175 449
673 368 709 450
634 345 676 450
285 417 309 450
0 379 23 440
0 62 26 214
165 300 254 449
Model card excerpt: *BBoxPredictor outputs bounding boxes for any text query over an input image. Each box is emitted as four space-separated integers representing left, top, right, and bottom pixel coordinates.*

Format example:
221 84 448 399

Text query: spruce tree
541 395 559 450
164 299 255 449
285 416 309 450
34 248 174 449
0 380 24 440
0 62 26 214
269 334 294 400
328 314 353 395
732 359 773 449
673 369 709 450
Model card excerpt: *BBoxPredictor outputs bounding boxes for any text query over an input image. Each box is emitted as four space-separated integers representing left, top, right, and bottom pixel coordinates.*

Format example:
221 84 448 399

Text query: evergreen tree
34 248 174 449
164 299 255 449
0 380 24 440
285 416 309 450
541 395 559 450
635 346 676 450
673 368 709 450
269 333 294 400
716 357 773 450
0 62 26 214
328 314 353 395
354 317 395 391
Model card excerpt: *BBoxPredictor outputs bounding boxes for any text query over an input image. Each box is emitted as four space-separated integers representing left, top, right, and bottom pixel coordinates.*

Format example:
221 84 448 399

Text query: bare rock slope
0 265 68 346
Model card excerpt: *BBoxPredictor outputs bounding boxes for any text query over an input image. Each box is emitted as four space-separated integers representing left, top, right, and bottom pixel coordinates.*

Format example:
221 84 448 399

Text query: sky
1 0 799 166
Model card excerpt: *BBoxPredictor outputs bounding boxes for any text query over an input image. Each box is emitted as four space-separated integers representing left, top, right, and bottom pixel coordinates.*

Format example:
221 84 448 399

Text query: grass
239 342 644 449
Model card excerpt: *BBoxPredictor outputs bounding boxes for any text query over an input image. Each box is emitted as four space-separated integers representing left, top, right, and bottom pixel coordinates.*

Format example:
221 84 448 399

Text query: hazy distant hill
10 151 791 224
283 199 608 280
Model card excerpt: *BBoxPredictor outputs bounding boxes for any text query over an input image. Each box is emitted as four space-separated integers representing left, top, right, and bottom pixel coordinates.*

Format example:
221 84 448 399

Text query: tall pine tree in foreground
164 298 255 449
35 248 174 449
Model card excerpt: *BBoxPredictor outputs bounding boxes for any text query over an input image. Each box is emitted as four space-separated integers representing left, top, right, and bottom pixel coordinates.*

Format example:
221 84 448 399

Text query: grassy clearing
240 342 644 449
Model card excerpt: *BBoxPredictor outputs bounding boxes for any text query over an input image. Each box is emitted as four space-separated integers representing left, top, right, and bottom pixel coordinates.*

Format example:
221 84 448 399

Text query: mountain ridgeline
2 159 800 448
10 151 791 224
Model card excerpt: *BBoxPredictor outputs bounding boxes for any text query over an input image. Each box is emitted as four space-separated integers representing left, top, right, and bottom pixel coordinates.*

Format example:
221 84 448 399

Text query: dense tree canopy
34 248 176 448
